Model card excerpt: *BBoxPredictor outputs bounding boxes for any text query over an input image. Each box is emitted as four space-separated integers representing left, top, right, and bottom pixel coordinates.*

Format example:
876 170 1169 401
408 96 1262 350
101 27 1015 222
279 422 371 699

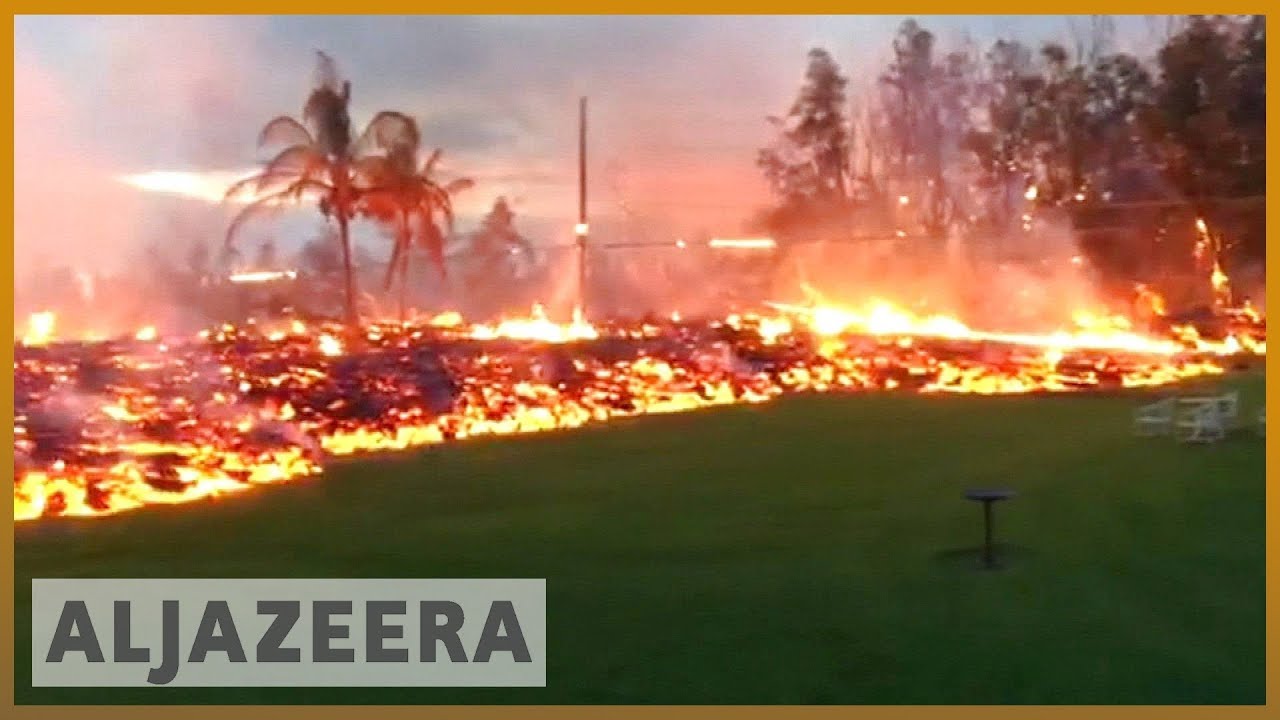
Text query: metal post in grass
964 488 1016 570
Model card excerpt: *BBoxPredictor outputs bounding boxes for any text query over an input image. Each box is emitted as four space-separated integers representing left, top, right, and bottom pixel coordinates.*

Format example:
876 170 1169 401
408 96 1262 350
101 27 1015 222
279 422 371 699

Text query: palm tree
355 113 474 321
225 52 381 330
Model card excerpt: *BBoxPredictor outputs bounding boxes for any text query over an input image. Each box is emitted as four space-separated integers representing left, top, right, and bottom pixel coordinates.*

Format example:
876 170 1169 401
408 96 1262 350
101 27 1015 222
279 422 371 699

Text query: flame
317 333 344 357
1135 284 1167 317
1211 261 1232 305
12 292 1262 522
428 311 464 328
229 270 299 284
22 311 56 346
708 237 777 250
469 304 598 343
1193 216 1216 264
767 299 1194 356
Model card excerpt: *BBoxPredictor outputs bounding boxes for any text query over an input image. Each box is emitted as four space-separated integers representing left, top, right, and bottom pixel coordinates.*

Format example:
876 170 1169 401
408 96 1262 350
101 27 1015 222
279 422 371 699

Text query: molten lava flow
317 333 344 357
469 305 598 343
768 299 1193 356
12 299 1262 522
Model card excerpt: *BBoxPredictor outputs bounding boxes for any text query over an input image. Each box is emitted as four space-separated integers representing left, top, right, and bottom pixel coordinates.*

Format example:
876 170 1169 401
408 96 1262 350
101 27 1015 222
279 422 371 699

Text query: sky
14 14 1167 277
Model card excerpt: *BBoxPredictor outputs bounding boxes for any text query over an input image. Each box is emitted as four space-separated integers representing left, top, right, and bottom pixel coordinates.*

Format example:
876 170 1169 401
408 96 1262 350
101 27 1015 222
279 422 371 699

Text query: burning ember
13 300 1263 522
469 305 598 344
22 311 57 347
228 270 300 284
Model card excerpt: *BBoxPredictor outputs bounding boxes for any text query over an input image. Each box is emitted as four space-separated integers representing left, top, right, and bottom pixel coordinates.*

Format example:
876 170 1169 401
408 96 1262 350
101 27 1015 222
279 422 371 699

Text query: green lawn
15 372 1265 704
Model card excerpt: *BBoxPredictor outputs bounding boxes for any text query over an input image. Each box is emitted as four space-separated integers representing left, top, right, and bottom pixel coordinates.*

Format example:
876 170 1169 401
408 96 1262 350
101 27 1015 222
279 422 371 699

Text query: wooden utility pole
576 96 588 317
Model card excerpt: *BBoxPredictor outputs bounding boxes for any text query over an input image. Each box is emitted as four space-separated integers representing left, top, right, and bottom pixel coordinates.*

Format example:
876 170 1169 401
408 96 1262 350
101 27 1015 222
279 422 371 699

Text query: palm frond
444 177 475 194
261 144 329 179
356 187 402 223
225 171 290 201
424 185 458 231
225 165 334 203
225 189 297 248
258 116 315 150
350 155 406 192
420 148 443 177
353 111 421 158
414 211 448 278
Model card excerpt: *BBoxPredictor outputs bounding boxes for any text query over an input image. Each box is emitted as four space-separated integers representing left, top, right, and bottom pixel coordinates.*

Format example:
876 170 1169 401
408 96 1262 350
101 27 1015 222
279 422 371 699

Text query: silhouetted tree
226 51 426 329
757 48 853 246
355 115 474 321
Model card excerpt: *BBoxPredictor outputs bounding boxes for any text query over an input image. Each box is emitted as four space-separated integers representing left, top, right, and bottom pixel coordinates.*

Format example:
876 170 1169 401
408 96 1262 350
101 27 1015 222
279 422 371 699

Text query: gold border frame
6 9 1274 716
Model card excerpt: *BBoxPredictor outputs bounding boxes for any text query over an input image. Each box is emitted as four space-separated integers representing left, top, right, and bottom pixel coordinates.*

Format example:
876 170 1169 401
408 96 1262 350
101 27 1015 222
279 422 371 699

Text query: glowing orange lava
13 299 1262 522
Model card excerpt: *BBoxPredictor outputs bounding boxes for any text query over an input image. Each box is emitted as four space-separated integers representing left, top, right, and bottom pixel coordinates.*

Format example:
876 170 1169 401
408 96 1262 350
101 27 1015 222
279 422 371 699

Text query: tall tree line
757 15 1266 266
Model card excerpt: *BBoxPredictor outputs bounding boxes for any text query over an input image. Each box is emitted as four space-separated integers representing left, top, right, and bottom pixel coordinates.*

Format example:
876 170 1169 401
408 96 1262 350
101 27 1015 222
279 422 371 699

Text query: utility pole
575 96 589 318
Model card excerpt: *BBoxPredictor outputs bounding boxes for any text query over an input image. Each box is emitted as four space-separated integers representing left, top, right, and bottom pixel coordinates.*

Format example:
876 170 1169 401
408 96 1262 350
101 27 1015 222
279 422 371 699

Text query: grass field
15 372 1265 704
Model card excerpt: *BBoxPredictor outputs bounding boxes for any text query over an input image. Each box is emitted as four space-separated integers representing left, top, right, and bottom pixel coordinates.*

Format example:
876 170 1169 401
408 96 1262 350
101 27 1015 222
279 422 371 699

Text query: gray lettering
312 600 354 662
366 600 408 663
189 600 247 663
146 600 179 685
473 601 531 663
113 601 148 663
420 600 468 662
45 600 104 663
256 600 301 663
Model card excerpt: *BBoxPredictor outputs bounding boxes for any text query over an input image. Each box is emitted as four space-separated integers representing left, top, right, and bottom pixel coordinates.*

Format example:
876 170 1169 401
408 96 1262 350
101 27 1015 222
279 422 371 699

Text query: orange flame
469 305 598 343
21 311 56 347
12 294 1261 522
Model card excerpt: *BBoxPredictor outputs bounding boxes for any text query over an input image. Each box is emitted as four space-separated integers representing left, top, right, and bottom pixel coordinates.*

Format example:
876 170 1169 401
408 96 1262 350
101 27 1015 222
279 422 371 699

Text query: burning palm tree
355 113 474 321
225 51 391 329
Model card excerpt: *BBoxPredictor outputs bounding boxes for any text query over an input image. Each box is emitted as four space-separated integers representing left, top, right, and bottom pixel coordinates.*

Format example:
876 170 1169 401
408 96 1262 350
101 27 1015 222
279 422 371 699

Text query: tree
472 197 531 259
464 197 534 317
1032 43 1090 203
299 231 343 280
1150 16 1240 205
1230 14 1265 197
1084 51 1157 194
757 48 853 244
961 39 1040 231
254 238 279 270
962 32 1150 219
186 240 211 283
354 114 474 321
225 52 403 330
879 20 976 237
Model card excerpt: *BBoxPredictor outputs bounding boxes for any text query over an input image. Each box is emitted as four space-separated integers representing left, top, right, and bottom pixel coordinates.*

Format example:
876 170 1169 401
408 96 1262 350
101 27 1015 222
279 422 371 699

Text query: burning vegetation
13 295 1263 522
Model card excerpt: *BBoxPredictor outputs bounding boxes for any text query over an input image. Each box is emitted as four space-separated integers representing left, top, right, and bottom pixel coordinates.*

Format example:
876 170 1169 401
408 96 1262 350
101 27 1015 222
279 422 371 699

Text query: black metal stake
983 499 994 569
964 488 1014 571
